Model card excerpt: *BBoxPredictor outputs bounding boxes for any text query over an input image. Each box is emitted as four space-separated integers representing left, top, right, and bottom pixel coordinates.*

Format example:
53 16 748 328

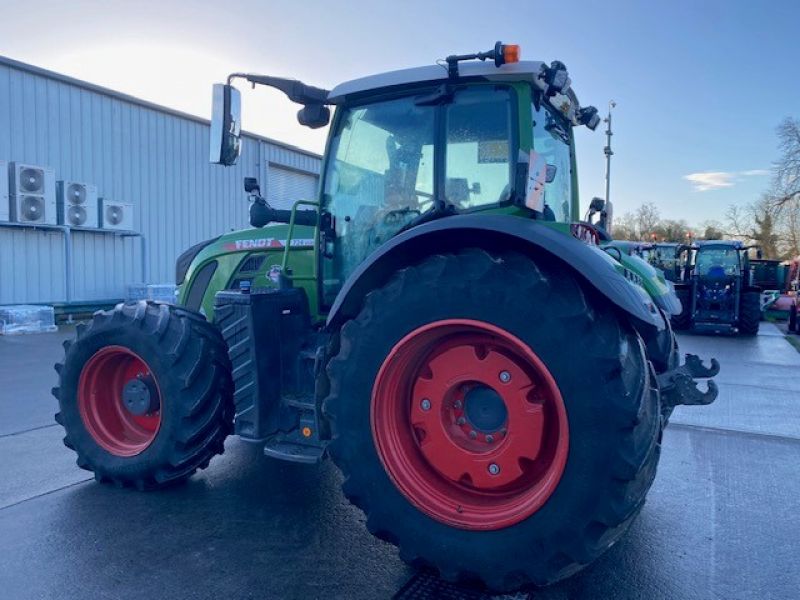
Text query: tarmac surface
1 322 799 599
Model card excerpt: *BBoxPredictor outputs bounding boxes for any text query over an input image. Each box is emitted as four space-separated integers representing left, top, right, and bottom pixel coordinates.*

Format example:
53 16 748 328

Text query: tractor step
657 353 720 409
263 438 326 464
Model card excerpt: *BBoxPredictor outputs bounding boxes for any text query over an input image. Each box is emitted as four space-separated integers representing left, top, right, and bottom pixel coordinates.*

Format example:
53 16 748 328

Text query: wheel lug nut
456 417 466 426
486 434 494 443
453 400 463 409
421 398 431 411
499 371 511 383
469 430 477 439
488 463 500 475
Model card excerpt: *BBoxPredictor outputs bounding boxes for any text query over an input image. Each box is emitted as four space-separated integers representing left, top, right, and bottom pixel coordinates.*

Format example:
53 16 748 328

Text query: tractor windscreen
696 247 740 277
321 86 514 304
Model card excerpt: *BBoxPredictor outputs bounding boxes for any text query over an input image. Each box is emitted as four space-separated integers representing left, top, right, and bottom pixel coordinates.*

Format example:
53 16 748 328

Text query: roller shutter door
267 166 319 210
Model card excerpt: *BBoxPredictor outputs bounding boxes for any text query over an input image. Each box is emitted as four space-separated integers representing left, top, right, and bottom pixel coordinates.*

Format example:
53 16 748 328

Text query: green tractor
53 43 719 591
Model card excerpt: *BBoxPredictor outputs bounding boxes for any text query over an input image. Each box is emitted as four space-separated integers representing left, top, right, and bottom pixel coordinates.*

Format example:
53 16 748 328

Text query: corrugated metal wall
0 56 321 305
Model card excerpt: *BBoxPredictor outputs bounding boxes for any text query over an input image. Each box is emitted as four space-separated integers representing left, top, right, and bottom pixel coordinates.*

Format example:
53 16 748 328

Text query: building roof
0 54 322 161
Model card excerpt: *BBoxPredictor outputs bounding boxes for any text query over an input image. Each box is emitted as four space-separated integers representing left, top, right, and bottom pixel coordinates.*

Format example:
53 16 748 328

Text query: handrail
281 199 320 282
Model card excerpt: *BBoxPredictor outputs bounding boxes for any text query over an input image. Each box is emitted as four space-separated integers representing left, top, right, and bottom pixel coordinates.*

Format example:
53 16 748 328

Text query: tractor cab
649 242 682 282
209 43 601 306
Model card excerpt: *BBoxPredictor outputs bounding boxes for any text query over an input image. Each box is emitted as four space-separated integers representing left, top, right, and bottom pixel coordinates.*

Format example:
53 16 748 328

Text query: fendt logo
223 238 314 251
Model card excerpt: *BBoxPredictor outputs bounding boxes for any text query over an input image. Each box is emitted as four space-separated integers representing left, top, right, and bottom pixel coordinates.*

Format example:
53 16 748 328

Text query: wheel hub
371 319 569 530
122 376 159 416
77 346 162 457
463 384 507 433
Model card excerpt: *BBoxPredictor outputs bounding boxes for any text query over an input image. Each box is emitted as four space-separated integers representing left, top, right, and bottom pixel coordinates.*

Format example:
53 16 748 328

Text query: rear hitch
657 353 720 408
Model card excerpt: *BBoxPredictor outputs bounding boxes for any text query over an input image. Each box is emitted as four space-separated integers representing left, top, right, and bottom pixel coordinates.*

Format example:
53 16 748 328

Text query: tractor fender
326 214 663 333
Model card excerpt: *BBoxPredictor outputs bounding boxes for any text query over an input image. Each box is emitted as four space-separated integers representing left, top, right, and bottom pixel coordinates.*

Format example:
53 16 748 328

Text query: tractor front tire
324 250 661 591
739 291 761 336
53 301 233 489
670 288 692 330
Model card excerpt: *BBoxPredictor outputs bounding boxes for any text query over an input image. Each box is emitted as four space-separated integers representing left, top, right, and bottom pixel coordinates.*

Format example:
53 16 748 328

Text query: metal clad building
0 55 321 305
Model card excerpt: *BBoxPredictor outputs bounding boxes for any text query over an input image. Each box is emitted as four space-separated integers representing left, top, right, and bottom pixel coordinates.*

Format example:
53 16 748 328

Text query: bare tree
611 211 639 240
778 197 800 257
773 117 800 206
653 219 690 243
724 204 752 239
635 203 661 240
698 220 725 240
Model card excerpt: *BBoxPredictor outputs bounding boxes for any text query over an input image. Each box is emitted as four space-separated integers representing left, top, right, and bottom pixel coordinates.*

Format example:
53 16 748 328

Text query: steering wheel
381 206 421 226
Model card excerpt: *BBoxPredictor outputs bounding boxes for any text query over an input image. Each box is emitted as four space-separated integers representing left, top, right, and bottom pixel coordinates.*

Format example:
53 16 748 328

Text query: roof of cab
695 240 744 248
327 60 546 103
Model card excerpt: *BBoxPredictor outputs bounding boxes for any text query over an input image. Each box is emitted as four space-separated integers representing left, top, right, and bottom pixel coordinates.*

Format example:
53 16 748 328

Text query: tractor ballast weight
53 42 720 592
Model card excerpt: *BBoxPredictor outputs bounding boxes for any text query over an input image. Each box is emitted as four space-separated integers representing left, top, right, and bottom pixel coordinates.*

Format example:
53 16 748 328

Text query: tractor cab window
322 96 435 304
444 87 513 208
320 86 516 306
531 104 573 222
696 247 740 277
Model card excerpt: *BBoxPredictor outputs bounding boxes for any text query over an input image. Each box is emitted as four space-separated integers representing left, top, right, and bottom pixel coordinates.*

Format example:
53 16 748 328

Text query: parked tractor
649 242 683 282
671 240 762 335
53 43 719 591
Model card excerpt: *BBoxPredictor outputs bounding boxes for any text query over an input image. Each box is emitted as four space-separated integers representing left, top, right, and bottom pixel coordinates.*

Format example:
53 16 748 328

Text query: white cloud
684 172 736 191
683 168 770 191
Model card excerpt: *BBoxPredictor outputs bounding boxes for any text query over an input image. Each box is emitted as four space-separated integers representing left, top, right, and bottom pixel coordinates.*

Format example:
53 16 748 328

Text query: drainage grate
393 571 531 600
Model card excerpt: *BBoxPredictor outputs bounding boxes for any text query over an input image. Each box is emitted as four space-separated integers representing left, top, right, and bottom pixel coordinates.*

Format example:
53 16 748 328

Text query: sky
0 0 798 226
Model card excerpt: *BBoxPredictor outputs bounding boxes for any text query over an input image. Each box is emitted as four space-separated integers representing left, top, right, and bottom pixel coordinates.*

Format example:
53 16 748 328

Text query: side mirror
757 249 763 259
297 104 331 129
210 84 242 165
244 177 260 194
589 197 605 212
545 164 557 183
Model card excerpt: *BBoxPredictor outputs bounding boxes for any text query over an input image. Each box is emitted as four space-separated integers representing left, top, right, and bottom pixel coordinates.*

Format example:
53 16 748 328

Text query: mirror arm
228 73 330 105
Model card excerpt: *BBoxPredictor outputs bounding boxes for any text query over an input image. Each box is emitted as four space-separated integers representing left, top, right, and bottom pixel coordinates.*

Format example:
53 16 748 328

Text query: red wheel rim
371 319 569 530
77 346 162 457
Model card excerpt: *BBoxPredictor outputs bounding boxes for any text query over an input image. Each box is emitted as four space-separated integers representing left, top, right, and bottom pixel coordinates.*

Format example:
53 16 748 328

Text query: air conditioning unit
57 180 98 227
9 162 57 225
98 198 135 231
0 160 8 222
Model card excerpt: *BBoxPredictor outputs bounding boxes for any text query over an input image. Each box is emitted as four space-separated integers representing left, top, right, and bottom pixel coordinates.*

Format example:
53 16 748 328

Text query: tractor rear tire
53 301 233 490
739 291 761 336
670 288 692 330
324 249 661 591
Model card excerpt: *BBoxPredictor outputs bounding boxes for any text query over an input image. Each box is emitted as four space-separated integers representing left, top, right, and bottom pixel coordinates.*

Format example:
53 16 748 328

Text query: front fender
326 214 663 332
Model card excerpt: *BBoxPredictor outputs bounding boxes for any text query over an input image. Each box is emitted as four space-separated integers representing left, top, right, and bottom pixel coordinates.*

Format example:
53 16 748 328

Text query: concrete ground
0 323 799 599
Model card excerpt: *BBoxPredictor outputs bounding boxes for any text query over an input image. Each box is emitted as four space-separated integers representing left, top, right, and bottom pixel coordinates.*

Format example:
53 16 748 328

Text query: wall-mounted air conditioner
57 180 98 227
0 160 8 222
98 198 135 231
9 162 57 225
